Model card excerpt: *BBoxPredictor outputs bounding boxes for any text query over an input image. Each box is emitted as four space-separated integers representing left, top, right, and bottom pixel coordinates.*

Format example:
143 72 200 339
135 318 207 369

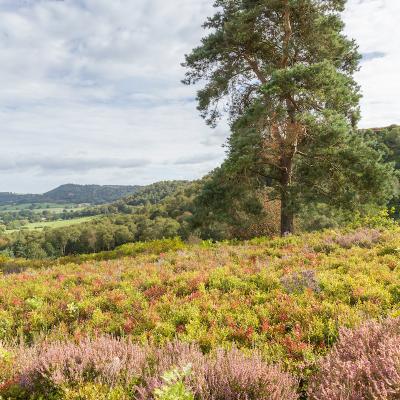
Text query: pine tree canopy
184 0 397 235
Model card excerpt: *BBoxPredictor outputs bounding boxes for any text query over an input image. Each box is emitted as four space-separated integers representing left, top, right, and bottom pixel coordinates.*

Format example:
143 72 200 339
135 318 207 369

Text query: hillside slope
1 227 399 358
43 184 141 204
0 226 400 398
0 184 141 205
120 180 189 206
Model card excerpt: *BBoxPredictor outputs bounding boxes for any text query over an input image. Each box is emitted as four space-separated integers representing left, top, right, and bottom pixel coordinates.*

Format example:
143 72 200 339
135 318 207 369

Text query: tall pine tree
184 0 396 235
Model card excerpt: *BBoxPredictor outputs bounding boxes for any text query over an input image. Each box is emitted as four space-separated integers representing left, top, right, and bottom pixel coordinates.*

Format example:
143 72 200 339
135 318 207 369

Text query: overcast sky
0 0 398 193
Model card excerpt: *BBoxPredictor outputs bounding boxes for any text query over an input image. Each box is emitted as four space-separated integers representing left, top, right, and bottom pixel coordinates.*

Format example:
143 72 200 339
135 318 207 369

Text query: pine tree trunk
280 93 297 236
280 161 294 236
280 188 294 236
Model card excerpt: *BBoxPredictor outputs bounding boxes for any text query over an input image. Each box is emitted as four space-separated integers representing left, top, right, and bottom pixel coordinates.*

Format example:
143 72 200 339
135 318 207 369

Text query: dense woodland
0 181 197 258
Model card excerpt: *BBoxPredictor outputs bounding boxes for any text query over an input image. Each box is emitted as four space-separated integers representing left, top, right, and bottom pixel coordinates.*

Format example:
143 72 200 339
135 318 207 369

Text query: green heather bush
62 384 129 400
350 208 398 229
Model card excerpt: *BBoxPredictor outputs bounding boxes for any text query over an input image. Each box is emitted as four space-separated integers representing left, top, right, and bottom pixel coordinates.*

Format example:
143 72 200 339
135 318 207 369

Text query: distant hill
0 184 142 205
0 193 42 205
44 184 142 204
121 180 189 206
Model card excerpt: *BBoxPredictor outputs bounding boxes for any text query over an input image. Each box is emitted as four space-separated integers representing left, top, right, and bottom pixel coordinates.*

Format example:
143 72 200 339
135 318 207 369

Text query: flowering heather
139 343 298 400
281 270 321 294
2 338 298 400
14 336 147 388
308 317 400 399
327 228 382 249
203 348 298 400
137 341 207 399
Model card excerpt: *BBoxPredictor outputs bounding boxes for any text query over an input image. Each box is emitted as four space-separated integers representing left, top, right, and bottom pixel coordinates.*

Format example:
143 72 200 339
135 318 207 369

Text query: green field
5 216 96 233
0 202 88 212
0 202 88 213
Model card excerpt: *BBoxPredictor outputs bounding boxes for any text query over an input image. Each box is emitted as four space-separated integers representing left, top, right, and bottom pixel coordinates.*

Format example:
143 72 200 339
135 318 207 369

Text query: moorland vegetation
1 225 400 398
1 0 400 399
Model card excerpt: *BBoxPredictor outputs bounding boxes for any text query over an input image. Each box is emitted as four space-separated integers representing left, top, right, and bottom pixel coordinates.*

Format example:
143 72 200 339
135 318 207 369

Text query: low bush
281 270 321 294
308 317 400 399
203 348 298 400
61 384 129 400
14 337 147 390
0 338 298 400
326 228 382 249
154 366 194 400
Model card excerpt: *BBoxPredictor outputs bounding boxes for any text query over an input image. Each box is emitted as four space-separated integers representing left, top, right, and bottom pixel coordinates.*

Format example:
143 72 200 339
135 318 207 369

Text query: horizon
1 0 399 193
1 181 185 196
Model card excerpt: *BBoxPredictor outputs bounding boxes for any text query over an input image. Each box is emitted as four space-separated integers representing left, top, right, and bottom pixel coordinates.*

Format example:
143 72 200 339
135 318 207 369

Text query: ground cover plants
1 227 400 398
4 216 97 234
0 339 298 400
308 317 400 399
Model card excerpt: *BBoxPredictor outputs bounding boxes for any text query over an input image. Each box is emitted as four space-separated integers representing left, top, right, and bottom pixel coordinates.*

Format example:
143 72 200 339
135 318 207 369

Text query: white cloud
0 0 226 192
344 0 400 128
0 154 150 172
0 0 398 192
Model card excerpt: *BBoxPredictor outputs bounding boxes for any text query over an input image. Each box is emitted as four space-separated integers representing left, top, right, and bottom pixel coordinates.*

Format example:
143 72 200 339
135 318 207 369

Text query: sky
0 0 398 194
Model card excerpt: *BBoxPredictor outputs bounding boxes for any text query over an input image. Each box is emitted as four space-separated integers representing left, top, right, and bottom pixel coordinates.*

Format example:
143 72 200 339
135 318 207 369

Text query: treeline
0 192 42 205
43 184 141 204
1 127 399 259
0 181 188 231
0 181 199 259
0 207 89 230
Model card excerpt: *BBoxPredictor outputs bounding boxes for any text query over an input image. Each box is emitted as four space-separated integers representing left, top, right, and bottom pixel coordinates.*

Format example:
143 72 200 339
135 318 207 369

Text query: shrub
308 317 400 399
137 341 206 400
203 348 299 400
2 338 298 400
327 228 381 249
350 208 397 229
281 270 321 294
154 365 194 400
14 337 147 391
62 384 129 400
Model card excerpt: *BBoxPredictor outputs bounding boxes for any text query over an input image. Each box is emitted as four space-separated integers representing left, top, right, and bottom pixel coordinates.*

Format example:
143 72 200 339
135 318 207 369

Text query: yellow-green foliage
154 366 194 400
62 384 129 400
0 237 186 274
0 227 399 371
